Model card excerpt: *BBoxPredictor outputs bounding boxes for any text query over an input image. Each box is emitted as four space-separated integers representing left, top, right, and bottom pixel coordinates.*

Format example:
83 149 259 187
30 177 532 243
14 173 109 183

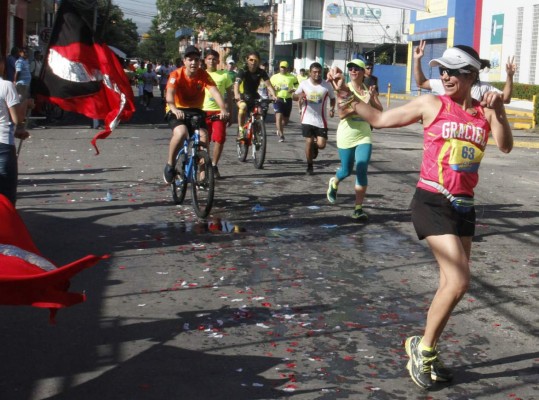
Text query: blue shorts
273 98 292 118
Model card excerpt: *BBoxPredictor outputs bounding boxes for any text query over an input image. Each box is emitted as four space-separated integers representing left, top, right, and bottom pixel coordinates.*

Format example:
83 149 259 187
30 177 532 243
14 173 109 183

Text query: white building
479 0 539 85
276 0 411 72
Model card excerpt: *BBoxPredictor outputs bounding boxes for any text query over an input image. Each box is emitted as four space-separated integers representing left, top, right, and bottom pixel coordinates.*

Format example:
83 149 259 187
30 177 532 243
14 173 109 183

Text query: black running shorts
410 187 475 240
301 124 328 139
166 109 207 133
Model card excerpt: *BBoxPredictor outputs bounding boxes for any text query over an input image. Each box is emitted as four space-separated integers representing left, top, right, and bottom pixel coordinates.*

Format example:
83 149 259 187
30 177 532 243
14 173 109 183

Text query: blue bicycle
171 110 219 218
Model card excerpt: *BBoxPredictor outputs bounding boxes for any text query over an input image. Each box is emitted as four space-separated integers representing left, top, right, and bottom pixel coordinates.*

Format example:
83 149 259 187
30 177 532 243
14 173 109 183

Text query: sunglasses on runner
348 66 364 72
439 67 471 77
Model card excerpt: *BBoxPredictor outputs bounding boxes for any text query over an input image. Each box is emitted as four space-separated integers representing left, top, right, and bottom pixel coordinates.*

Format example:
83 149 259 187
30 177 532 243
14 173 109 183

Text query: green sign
491 14 504 45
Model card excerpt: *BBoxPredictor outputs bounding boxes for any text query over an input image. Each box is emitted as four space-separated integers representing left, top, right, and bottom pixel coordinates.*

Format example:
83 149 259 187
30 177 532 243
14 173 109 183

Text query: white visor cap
429 47 481 71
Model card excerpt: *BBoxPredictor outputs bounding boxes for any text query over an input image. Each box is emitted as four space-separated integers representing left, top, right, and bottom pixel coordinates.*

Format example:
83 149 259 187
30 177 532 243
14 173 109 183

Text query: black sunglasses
439 67 471 77
348 66 364 72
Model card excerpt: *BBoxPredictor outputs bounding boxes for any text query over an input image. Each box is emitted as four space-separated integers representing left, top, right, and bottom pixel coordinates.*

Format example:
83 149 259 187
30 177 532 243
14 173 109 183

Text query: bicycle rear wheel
172 152 188 204
252 119 267 169
191 150 215 218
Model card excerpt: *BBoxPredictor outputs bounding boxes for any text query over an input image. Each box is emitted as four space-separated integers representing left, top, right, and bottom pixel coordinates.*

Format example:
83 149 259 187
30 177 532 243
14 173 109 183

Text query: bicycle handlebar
172 110 223 131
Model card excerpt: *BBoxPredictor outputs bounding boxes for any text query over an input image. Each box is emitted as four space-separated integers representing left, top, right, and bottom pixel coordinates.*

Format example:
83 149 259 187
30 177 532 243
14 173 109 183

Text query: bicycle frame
171 111 217 218
237 99 271 168
176 129 200 183
241 100 270 143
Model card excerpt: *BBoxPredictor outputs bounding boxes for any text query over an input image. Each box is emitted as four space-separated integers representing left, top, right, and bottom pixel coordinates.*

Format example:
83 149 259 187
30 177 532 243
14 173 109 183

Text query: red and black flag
0 194 108 324
36 0 135 154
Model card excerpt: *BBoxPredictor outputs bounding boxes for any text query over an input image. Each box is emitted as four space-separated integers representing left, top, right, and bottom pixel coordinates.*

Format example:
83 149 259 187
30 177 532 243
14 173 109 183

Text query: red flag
0 195 108 324
35 0 135 154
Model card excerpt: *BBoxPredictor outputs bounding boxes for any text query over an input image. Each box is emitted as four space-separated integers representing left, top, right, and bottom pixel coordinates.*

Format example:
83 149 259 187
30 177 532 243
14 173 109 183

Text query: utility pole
268 0 276 75
345 24 353 62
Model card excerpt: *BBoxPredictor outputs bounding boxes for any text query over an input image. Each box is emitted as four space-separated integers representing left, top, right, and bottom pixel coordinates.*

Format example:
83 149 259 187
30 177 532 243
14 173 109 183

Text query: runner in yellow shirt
270 61 298 142
202 49 233 179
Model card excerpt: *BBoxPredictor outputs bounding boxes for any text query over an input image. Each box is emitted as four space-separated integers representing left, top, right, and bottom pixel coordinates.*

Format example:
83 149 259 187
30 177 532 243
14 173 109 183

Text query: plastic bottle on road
104 189 113 202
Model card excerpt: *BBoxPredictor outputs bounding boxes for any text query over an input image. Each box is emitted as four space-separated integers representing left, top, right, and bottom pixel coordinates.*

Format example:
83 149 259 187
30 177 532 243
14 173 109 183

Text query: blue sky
113 0 157 33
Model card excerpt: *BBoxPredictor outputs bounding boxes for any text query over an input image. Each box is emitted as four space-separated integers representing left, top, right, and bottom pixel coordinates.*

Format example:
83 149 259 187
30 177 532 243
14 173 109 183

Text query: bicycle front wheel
172 152 188 204
237 139 249 162
252 118 267 169
191 150 215 218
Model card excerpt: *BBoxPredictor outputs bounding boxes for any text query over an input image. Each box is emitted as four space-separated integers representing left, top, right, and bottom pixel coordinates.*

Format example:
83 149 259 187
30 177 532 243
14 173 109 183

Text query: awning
107 45 127 59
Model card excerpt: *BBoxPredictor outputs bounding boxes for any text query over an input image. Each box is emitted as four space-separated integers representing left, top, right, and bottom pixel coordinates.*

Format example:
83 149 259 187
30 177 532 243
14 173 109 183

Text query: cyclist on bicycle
163 46 229 184
234 51 277 141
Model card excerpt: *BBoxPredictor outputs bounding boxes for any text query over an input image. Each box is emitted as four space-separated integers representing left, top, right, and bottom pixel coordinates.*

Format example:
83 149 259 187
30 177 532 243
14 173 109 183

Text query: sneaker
405 336 435 390
277 132 285 142
213 165 221 180
352 206 368 221
311 141 319 159
431 351 453 382
327 177 338 204
163 163 175 184
306 164 314 175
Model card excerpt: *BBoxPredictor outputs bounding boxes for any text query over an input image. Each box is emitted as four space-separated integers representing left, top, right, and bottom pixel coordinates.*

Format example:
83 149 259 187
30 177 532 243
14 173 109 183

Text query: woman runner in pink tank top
327 45 513 390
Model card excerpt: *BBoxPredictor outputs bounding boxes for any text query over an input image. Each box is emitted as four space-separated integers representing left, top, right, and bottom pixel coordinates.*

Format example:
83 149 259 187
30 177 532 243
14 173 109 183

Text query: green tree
98 5 139 57
155 0 267 62
70 0 139 58
137 19 178 63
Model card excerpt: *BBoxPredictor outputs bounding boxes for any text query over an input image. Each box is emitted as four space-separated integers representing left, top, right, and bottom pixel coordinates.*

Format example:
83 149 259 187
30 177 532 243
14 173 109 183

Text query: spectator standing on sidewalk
157 61 173 103
5 47 18 82
0 55 29 205
141 63 158 111
14 48 32 120
363 60 379 93
329 45 513 390
413 40 516 103
135 61 146 104
29 50 44 124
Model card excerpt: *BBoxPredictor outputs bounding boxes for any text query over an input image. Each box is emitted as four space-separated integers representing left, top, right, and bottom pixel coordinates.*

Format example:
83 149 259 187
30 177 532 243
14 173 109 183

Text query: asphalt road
1 95 539 400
